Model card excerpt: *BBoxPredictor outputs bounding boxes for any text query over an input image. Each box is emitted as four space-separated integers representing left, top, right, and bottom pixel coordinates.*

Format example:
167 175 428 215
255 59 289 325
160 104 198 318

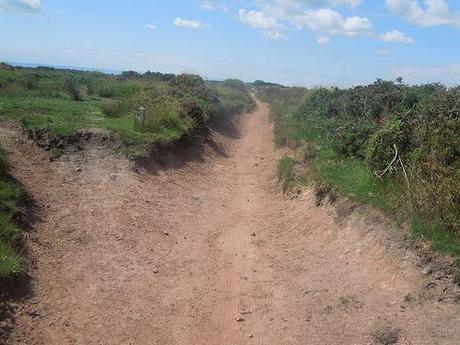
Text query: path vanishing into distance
3 100 460 344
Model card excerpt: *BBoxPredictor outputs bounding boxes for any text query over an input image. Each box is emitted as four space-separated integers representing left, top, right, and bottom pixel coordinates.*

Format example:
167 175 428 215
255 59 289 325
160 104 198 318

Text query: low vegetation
0 144 24 277
0 63 254 158
255 79 460 259
208 79 255 123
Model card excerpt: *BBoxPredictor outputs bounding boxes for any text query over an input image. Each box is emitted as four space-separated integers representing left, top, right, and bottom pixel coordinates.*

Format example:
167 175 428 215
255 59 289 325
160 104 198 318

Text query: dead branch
375 143 399 179
398 156 410 189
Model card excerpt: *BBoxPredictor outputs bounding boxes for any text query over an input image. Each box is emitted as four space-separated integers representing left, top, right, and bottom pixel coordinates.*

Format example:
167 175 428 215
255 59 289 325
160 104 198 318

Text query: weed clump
372 326 400 345
277 155 297 193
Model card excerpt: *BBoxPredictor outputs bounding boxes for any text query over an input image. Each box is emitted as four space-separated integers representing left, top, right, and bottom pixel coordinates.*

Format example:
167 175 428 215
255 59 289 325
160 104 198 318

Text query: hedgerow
256 79 460 256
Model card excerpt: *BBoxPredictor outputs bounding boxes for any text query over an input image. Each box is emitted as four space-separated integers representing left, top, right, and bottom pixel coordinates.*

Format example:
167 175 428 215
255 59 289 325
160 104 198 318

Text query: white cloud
238 9 283 30
264 30 287 40
173 17 211 29
292 9 372 36
200 1 216 10
329 0 362 8
380 29 415 43
199 1 228 12
342 16 373 36
146 24 157 31
317 36 331 44
0 0 41 13
377 48 390 55
385 0 460 28
237 1 372 42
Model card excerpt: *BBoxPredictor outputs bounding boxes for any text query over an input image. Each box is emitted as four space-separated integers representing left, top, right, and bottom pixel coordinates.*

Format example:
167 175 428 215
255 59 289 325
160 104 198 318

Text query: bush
23 75 38 90
212 79 255 118
100 101 125 118
132 88 189 134
64 78 84 101
168 74 215 127
365 119 404 173
333 121 376 159
97 83 116 98
257 78 460 256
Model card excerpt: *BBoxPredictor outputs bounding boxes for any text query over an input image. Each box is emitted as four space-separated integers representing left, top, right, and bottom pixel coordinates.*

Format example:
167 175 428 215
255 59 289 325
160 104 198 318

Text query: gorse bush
332 121 376 159
168 74 216 127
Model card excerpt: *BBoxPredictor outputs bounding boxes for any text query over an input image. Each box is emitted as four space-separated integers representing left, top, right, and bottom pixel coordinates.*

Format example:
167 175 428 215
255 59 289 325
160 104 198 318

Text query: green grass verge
277 155 297 193
0 147 24 277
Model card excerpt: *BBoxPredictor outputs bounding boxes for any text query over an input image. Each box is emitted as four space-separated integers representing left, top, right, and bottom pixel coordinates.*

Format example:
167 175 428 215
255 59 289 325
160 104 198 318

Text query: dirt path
3 100 460 344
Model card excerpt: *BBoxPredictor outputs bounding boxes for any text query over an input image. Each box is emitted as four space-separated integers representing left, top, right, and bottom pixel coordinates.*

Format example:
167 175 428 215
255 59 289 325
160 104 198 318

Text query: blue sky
1 0 460 86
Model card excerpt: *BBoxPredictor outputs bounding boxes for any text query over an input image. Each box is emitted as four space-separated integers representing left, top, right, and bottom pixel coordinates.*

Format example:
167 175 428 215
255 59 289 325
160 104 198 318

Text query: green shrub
132 88 189 135
212 79 255 118
98 83 116 98
101 101 125 118
23 75 38 90
365 119 404 173
332 121 375 159
168 74 215 128
64 77 84 101
142 96 185 133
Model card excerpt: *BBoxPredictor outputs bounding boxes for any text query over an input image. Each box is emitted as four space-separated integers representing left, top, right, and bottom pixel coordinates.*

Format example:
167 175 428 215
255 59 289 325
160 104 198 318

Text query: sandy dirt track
2 100 460 344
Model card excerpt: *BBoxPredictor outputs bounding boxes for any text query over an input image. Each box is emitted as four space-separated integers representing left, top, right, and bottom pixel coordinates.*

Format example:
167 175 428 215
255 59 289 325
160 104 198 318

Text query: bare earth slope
3 100 460 344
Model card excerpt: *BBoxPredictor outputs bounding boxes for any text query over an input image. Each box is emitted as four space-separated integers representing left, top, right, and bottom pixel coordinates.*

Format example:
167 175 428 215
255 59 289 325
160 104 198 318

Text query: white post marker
136 106 145 129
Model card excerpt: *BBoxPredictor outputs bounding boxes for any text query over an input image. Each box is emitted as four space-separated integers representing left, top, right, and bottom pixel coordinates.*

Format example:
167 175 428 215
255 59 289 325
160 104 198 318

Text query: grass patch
100 100 125 118
0 66 254 157
412 218 460 257
49 147 65 160
277 155 297 193
0 144 24 277
0 242 22 277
